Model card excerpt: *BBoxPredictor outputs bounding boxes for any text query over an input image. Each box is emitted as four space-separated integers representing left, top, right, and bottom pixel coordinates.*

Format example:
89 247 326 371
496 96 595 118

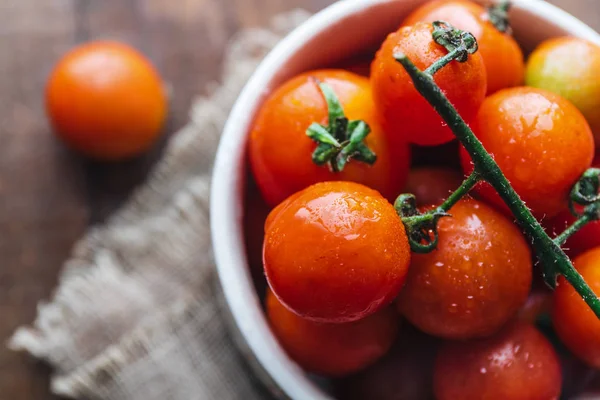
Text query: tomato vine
394 21 600 319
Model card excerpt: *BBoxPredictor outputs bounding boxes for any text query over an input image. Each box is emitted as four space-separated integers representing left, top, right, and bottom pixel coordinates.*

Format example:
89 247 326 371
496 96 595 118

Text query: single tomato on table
371 22 486 146
461 87 594 218
46 41 167 161
249 69 410 207
266 289 398 377
553 247 600 368
402 0 524 94
264 181 411 324
398 198 532 339
434 322 562 400
526 37 600 142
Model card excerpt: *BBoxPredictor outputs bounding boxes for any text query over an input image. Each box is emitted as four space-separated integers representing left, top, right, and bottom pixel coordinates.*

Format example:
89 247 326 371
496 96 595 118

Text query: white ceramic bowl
211 1 600 398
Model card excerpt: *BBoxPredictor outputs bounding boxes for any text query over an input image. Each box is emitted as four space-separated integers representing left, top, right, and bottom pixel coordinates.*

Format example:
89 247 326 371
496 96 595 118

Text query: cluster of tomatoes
247 0 600 398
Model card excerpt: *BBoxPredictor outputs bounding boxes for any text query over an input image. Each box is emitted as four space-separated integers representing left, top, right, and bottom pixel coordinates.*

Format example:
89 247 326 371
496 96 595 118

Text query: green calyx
306 80 377 173
432 20 478 63
394 194 450 254
487 0 512 33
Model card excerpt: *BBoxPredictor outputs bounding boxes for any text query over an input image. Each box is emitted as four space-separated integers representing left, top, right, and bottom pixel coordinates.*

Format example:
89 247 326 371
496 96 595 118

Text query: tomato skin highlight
434 323 562 400
249 69 410 207
264 181 411 324
398 198 532 339
266 289 398 377
526 37 600 144
553 247 600 368
402 0 524 95
461 87 594 218
371 22 487 146
46 41 167 160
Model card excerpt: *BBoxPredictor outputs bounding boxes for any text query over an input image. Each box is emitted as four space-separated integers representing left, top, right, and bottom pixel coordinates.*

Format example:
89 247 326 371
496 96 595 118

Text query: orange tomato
249 69 410 207
553 247 600 368
266 289 398 377
46 41 167 160
371 22 486 146
403 0 524 94
434 323 562 400
398 198 532 339
264 181 411 323
461 87 594 218
526 37 600 142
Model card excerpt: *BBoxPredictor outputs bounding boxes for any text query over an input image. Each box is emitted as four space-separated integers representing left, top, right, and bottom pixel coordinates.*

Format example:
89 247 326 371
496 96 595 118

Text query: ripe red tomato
526 37 600 142
46 41 167 160
264 181 411 323
249 69 410 207
371 22 486 146
461 87 594 218
553 247 600 368
266 289 398 377
398 198 532 339
402 0 524 95
404 167 464 206
434 323 562 400
335 325 438 400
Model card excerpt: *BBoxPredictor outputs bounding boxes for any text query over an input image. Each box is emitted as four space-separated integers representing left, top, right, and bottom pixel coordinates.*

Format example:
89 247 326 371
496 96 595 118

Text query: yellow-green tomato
526 37 600 143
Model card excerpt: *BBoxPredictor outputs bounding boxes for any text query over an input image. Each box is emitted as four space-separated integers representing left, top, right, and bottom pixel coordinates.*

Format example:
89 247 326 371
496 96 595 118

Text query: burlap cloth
8 9 311 400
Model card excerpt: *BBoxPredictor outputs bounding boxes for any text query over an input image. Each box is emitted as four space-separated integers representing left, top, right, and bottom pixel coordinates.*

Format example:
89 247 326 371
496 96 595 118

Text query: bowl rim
210 1 600 399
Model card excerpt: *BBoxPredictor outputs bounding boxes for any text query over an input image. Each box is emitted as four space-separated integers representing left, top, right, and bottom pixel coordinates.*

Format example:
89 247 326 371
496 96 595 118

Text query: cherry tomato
249 69 410 207
371 22 486 146
264 181 410 323
266 289 398 377
526 37 600 142
404 167 464 206
46 41 167 160
434 322 562 400
553 247 600 368
460 87 594 218
402 0 524 95
398 198 532 339
335 324 438 400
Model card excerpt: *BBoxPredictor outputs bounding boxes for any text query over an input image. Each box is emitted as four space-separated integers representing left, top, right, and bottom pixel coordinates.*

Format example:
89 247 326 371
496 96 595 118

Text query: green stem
395 52 600 319
425 47 463 75
488 0 512 33
436 171 480 213
554 213 593 246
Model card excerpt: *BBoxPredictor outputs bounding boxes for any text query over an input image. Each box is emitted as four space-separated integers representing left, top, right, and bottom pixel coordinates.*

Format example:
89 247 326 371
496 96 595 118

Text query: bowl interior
211 1 600 399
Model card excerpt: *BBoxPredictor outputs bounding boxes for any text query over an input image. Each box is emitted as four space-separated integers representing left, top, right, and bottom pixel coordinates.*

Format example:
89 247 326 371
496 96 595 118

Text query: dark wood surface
0 1 598 399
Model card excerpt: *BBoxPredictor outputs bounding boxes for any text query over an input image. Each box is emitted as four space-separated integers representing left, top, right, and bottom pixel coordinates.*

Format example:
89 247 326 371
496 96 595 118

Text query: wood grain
0 0 596 399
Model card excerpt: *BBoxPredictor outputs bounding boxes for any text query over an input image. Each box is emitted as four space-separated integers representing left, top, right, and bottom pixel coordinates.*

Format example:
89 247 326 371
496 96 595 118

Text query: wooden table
0 0 598 398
